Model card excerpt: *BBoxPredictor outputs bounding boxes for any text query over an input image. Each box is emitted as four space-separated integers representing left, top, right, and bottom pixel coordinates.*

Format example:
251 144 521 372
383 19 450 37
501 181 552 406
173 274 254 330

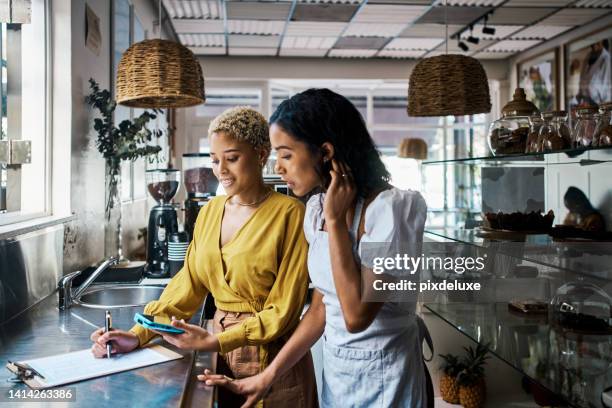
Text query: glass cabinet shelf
425 229 612 282
424 302 612 408
422 145 612 165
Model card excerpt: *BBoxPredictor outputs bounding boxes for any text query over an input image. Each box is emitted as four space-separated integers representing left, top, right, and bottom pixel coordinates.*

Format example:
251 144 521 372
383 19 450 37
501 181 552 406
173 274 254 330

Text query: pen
105 310 112 359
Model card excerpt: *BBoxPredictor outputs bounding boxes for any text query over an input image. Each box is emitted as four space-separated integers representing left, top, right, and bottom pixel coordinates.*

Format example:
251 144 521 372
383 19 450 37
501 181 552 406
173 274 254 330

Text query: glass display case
421 144 612 407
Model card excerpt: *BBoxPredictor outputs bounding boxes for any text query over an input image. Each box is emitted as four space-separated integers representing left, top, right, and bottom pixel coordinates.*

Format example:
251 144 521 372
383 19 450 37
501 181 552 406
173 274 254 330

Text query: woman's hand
323 159 356 226
90 328 139 358
151 317 220 352
198 369 273 408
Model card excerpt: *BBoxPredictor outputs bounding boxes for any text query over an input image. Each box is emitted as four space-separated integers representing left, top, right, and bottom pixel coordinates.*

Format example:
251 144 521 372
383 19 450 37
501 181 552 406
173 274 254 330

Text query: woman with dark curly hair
202 89 433 407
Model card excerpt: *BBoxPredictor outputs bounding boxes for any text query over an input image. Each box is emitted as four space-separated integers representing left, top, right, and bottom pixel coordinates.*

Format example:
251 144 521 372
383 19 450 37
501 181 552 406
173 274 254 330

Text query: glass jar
539 111 571 152
593 102 612 147
488 88 539 156
550 281 612 334
572 106 599 148
525 114 543 153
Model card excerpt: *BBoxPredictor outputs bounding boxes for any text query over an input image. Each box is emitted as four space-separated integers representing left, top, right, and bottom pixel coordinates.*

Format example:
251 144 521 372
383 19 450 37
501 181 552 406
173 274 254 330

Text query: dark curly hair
269 88 390 198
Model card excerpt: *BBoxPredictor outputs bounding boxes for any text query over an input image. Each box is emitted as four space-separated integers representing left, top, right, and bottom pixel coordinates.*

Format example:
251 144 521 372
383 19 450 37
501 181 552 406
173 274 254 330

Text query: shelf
424 228 612 282
422 145 612 165
425 302 612 408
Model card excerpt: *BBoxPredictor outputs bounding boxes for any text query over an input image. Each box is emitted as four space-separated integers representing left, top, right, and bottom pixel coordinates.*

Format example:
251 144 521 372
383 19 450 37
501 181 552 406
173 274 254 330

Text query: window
0 0 49 225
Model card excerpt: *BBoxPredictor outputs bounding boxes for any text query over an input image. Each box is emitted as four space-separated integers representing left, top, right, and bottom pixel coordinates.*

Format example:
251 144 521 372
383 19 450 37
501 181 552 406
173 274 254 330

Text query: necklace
231 189 272 207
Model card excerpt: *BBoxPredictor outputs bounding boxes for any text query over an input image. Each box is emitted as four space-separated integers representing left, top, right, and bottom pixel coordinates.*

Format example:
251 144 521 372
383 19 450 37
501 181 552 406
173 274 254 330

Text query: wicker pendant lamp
407 1 490 117
116 38 205 108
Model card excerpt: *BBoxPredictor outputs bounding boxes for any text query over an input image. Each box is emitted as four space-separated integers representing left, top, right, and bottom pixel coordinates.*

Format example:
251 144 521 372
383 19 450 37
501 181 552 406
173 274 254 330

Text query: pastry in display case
484 210 555 232
488 88 539 155
594 102 612 147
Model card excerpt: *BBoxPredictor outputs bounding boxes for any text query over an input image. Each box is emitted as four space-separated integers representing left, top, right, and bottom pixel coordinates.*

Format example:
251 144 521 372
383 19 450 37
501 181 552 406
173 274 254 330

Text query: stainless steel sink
75 285 165 309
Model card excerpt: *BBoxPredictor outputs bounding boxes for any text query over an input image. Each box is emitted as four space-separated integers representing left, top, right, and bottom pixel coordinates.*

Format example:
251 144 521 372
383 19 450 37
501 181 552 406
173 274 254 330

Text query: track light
467 27 479 44
458 40 469 52
482 15 495 36
482 26 495 35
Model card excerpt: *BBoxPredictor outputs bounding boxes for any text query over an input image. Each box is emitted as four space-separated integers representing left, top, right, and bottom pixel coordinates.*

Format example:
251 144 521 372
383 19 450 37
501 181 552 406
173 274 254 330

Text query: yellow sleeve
129 207 210 346
216 203 310 354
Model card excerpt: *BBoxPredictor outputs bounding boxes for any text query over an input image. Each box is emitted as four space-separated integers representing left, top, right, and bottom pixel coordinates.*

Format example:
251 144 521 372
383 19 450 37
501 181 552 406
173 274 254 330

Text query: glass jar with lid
539 111 571 152
550 281 612 334
488 88 539 156
572 106 599 148
593 102 612 147
525 114 543 153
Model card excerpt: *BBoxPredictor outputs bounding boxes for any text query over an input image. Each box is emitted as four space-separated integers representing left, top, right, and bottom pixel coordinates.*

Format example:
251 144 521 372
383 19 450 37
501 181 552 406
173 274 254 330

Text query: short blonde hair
208 106 271 158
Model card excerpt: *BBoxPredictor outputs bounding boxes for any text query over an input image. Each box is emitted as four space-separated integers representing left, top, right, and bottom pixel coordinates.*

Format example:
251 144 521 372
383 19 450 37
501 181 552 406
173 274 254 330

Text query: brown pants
213 310 319 408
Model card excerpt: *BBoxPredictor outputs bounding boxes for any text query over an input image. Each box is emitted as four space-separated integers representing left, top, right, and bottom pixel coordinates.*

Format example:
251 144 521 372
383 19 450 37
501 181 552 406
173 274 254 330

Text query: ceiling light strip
276 0 299 57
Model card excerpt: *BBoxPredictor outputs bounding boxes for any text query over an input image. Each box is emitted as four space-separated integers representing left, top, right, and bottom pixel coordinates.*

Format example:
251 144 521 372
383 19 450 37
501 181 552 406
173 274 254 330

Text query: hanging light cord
445 0 448 55
158 0 162 39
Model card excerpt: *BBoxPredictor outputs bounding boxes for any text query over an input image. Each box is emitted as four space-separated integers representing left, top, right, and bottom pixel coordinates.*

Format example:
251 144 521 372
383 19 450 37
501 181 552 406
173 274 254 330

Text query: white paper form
13 345 182 388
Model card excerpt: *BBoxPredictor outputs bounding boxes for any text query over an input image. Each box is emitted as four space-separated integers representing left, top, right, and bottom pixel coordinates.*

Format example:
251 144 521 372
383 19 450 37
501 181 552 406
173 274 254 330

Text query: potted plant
439 352 465 404
86 78 163 261
456 343 490 408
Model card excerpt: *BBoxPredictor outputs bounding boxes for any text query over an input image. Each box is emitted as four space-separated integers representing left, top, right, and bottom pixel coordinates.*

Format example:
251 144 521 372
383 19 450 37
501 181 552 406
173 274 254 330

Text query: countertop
0 288 215 407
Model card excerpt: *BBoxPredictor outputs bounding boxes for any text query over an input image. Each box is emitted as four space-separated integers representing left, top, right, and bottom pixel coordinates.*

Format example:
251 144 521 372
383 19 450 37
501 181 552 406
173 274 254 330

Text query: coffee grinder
183 153 219 239
145 169 180 278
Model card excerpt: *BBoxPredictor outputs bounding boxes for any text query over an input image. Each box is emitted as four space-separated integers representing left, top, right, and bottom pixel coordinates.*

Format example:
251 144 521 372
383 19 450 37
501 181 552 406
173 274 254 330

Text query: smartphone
133 313 185 334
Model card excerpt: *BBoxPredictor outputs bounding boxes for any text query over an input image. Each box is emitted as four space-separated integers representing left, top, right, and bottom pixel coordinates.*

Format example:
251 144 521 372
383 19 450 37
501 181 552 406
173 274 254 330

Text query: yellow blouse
130 192 310 360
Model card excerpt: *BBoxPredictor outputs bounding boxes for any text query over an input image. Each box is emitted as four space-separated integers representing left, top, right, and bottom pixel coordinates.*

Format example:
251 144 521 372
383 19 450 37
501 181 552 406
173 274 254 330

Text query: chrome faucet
58 257 118 310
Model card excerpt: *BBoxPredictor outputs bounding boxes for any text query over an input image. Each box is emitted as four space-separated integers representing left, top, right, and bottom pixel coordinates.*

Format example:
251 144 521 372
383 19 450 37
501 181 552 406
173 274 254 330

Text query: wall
63 0 172 273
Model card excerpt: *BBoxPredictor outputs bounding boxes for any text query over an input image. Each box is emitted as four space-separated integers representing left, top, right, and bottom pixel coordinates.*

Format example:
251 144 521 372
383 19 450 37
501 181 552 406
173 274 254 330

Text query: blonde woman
90 107 317 407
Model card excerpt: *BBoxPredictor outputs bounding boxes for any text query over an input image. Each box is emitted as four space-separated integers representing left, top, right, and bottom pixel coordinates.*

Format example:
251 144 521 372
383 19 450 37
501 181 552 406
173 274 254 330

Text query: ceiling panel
448 0 505 5
344 23 406 37
399 23 462 38
417 6 492 25
292 4 359 21
377 49 426 58
298 0 362 3
574 0 612 6
229 47 278 56
487 39 542 52
367 0 432 3
538 8 607 26
284 21 347 36
432 38 496 53
279 48 330 57
178 33 225 47
488 7 557 25
353 5 428 24
334 36 389 49
189 46 226 55
504 0 574 6
281 36 338 49
473 50 515 59
511 25 572 40
163 0 223 19
328 49 378 57
385 37 444 50
172 19 224 33
226 2 292 20
463 24 524 40
228 34 281 48
227 20 287 35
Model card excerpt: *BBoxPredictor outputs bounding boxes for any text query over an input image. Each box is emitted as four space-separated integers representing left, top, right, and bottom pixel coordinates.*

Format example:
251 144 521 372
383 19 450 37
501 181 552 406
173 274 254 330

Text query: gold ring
223 375 234 382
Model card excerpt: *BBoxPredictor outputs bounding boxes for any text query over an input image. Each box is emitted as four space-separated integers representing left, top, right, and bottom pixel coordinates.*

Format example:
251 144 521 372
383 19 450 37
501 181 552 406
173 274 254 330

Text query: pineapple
456 343 490 408
439 353 464 404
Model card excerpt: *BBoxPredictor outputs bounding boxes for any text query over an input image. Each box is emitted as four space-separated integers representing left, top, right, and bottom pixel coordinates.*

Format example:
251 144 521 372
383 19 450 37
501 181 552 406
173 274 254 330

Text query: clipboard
6 345 183 389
